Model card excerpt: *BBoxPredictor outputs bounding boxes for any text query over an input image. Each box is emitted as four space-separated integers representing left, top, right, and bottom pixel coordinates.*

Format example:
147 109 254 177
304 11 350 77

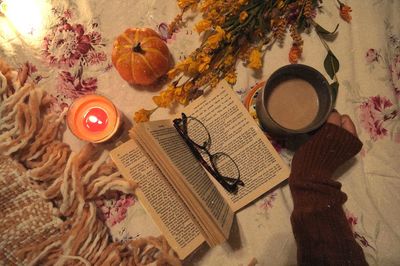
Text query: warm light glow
0 0 50 41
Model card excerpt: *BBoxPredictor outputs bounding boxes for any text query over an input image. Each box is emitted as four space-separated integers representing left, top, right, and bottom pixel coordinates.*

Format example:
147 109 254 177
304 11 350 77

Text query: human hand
326 110 358 137
290 110 362 180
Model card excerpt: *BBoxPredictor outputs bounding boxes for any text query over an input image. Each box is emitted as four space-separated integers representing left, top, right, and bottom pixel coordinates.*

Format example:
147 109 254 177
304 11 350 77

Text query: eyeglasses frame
173 113 244 193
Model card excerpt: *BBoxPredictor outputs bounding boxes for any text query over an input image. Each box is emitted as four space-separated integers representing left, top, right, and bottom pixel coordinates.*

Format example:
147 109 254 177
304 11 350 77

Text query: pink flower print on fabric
57 71 97 100
96 194 136 227
63 9 73 19
359 95 398 141
43 24 81 67
365 49 380 63
87 51 107 65
47 94 69 113
88 31 102 45
345 211 358 232
108 207 128 226
345 211 375 250
259 192 277 211
17 61 41 85
43 22 105 68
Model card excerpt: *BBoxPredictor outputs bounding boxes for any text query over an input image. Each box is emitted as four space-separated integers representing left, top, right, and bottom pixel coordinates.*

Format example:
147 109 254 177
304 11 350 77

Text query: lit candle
67 94 120 143
83 107 109 132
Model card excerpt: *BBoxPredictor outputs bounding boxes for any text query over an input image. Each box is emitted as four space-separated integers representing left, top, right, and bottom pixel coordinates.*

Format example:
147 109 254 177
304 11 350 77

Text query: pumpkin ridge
121 33 133 45
137 53 158 78
130 53 136 83
115 53 130 66
121 45 133 49
142 48 169 64
140 36 163 46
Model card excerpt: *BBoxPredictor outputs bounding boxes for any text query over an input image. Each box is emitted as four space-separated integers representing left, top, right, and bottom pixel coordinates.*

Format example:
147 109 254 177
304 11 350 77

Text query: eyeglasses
173 113 244 193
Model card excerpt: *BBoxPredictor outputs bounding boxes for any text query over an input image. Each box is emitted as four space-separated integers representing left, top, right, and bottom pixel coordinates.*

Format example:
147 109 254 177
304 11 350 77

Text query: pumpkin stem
133 43 144 53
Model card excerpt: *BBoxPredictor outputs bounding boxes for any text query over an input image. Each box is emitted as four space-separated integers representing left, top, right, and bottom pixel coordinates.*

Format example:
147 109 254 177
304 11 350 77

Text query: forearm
290 178 368 266
289 123 368 265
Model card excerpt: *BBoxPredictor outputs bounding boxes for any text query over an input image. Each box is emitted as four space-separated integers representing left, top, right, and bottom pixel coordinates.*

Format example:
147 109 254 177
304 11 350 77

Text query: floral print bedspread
0 0 399 265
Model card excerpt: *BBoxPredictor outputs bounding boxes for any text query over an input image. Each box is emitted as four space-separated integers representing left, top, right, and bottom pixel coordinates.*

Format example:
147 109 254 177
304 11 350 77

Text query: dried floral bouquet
134 0 352 122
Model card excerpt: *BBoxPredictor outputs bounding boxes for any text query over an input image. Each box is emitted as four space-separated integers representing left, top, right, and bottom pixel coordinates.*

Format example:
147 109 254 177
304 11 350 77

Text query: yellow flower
178 97 189 105
134 108 155 123
195 19 212 33
167 68 180 79
174 86 183 97
187 60 199 75
174 87 189 105
197 53 211 73
224 55 235 66
168 57 198 79
225 71 237 85
206 26 225 49
239 11 248 23
153 95 166 108
178 56 199 75
183 81 194 92
248 48 262 69
208 9 219 20
210 77 219 88
205 8 225 24
199 0 213 12
168 61 185 79
177 0 197 10
153 86 175 107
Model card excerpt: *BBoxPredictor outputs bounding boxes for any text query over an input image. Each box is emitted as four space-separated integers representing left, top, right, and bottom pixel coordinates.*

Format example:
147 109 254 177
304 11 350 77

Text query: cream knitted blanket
0 60 181 265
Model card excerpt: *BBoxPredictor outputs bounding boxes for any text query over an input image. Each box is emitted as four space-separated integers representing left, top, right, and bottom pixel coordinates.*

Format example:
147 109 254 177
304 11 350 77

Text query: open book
110 83 289 259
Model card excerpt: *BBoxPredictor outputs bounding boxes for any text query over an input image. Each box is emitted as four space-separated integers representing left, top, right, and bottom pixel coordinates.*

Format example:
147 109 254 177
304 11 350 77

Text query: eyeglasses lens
212 153 240 184
186 117 210 148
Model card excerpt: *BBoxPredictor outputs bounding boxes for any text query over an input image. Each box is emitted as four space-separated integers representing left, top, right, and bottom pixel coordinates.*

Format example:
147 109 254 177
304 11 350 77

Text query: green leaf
315 23 339 37
330 81 339 106
324 50 340 79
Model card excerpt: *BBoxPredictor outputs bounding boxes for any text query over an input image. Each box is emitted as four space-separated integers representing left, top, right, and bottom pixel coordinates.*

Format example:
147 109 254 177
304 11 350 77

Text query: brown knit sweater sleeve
289 123 368 266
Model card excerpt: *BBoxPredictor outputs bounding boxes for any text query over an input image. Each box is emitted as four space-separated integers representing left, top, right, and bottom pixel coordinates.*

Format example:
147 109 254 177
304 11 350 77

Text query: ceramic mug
256 64 333 137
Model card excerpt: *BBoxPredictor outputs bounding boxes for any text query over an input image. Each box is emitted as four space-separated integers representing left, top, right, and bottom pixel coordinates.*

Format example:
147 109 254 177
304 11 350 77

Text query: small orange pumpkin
112 28 171 86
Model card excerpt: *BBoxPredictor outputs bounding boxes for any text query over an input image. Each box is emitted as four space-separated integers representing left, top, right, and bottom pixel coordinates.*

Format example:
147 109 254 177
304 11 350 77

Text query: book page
135 120 234 243
110 140 204 259
183 82 290 211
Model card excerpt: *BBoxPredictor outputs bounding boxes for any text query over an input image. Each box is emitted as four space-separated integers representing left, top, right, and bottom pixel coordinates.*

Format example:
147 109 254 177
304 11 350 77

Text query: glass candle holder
67 94 120 143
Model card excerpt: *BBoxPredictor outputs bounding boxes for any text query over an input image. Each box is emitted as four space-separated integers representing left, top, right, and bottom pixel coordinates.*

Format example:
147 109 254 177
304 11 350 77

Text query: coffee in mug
256 64 333 137
267 78 319 131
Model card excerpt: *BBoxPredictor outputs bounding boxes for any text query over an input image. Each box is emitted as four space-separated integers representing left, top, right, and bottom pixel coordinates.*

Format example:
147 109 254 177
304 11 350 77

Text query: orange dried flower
288 44 302 64
338 0 352 23
153 86 175 107
225 71 237 85
195 19 212 33
134 108 156 123
239 11 249 23
248 48 262 69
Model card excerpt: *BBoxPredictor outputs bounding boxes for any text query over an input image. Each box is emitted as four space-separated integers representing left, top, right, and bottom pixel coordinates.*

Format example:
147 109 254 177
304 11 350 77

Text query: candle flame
88 115 98 123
